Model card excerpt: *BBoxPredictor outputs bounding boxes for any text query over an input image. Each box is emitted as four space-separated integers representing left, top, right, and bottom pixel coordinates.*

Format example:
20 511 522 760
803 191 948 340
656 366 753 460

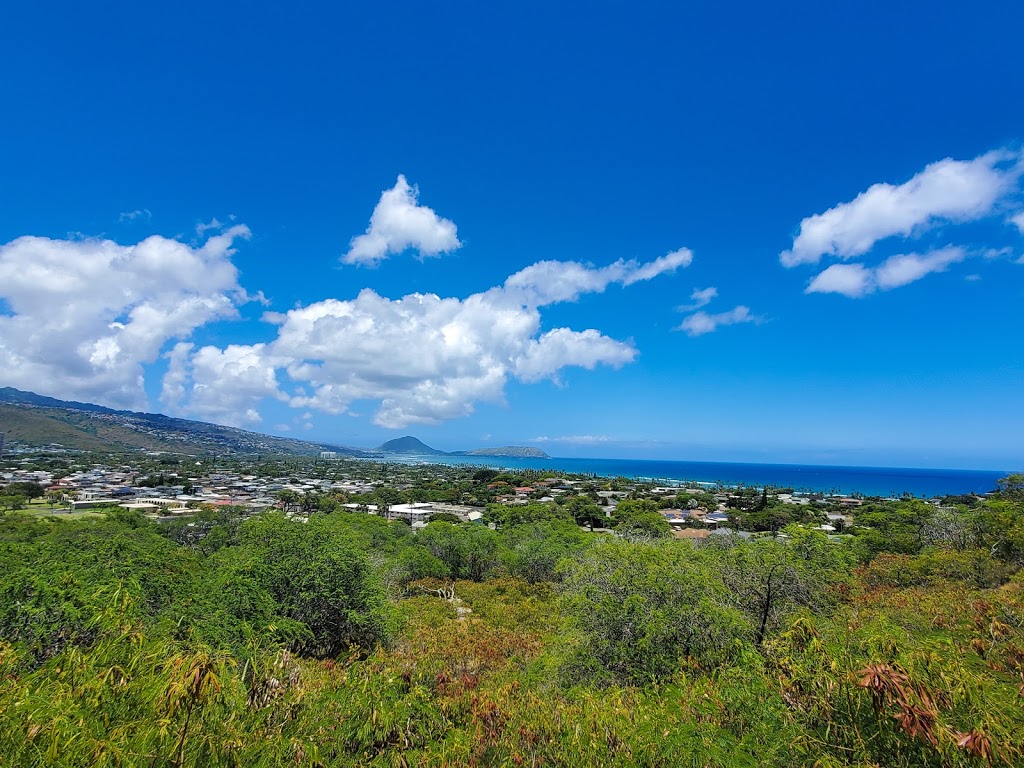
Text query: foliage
716 527 856 646
559 539 747 685
416 521 501 581
484 501 572 527
2 480 45 499
500 520 589 583
1 486 1023 767
0 493 27 511
229 513 393 656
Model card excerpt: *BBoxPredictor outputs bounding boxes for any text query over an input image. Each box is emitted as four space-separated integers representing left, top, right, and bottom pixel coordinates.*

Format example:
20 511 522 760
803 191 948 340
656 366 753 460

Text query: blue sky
1 1 1022 470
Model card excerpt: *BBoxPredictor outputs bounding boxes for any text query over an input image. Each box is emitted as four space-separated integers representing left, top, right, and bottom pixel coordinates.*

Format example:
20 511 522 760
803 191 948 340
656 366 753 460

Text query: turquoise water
387 454 1012 498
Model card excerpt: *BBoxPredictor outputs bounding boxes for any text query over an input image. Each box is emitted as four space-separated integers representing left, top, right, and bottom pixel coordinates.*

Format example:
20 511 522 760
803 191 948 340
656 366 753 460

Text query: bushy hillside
2 476 1023 766
0 388 364 456
0 403 175 452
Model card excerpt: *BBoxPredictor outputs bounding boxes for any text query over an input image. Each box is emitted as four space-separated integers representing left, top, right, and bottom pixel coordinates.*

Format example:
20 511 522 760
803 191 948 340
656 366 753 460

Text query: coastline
380 453 1011 498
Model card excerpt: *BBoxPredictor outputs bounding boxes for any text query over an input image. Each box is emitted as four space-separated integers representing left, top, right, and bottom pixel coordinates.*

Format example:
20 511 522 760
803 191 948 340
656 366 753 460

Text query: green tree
374 486 403 517
4 481 44 500
485 502 571 527
615 510 671 539
559 539 746 685
612 499 670 538
995 473 1024 500
563 495 605 530
393 546 450 587
0 494 26 513
501 520 588 583
275 489 299 513
716 527 854 647
232 513 392 656
416 521 500 581
462 524 500 581
418 521 466 578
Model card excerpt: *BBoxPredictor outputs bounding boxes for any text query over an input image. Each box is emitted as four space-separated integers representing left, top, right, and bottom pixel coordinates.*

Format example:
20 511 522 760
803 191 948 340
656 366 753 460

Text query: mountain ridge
0 387 366 457
0 388 549 459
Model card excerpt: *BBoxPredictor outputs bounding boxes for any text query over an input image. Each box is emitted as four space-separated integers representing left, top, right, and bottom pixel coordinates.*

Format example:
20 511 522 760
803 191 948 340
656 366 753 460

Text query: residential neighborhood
0 445 973 543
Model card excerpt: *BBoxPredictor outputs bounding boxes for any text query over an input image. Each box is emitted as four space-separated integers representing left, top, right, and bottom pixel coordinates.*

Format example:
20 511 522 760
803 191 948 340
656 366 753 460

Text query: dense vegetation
1 473 1023 766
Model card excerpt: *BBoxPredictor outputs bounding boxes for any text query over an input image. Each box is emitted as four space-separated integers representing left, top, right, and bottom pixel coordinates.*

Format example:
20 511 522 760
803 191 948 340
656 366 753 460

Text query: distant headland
376 435 549 459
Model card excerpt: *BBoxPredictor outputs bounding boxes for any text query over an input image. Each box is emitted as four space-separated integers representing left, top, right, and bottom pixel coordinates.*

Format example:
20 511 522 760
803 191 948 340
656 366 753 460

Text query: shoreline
378 453 1010 498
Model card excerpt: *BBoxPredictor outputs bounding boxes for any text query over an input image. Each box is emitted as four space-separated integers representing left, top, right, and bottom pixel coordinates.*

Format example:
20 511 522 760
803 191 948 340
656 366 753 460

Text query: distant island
376 435 549 459
460 446 550 458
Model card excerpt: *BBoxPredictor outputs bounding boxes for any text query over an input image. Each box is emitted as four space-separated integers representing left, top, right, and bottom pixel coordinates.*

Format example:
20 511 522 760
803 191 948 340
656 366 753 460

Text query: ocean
387 454 1012 498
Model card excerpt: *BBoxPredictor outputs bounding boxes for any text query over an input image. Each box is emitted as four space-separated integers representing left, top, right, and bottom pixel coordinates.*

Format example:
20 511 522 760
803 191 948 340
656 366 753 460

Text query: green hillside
0 389 366 456
2 478 1024 766
0 403 178 453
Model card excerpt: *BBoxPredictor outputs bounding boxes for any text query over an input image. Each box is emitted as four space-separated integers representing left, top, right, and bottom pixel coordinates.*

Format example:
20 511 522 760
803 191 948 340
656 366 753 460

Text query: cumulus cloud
677 286 717 311
515 328 636 383
267 283 632 428
343 175 461 266
679 306 759 336
0 227 250 410
168 248 690 428
806 246 966 298
1010 211 1024 235
171 343 287 426
781 149 1022 267
2 200 692 428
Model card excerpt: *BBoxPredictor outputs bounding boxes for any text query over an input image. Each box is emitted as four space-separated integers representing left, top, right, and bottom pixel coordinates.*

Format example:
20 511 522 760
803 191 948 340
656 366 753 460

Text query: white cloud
502 247 692 307
172 343 286 426
677 286 717 311
502 260 628 306
515 327 636 383
1010 211 1024 235
781 149 1022 267
260 284 628 428
620 247 693 284
119 209 151 222
168 248 689 428
874 246 965 290
342 175 461 266
981 246 1014 260
196 217 224 236
679 305 758 336
806 246 966 298
0 227 250 410
805 263 875 298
